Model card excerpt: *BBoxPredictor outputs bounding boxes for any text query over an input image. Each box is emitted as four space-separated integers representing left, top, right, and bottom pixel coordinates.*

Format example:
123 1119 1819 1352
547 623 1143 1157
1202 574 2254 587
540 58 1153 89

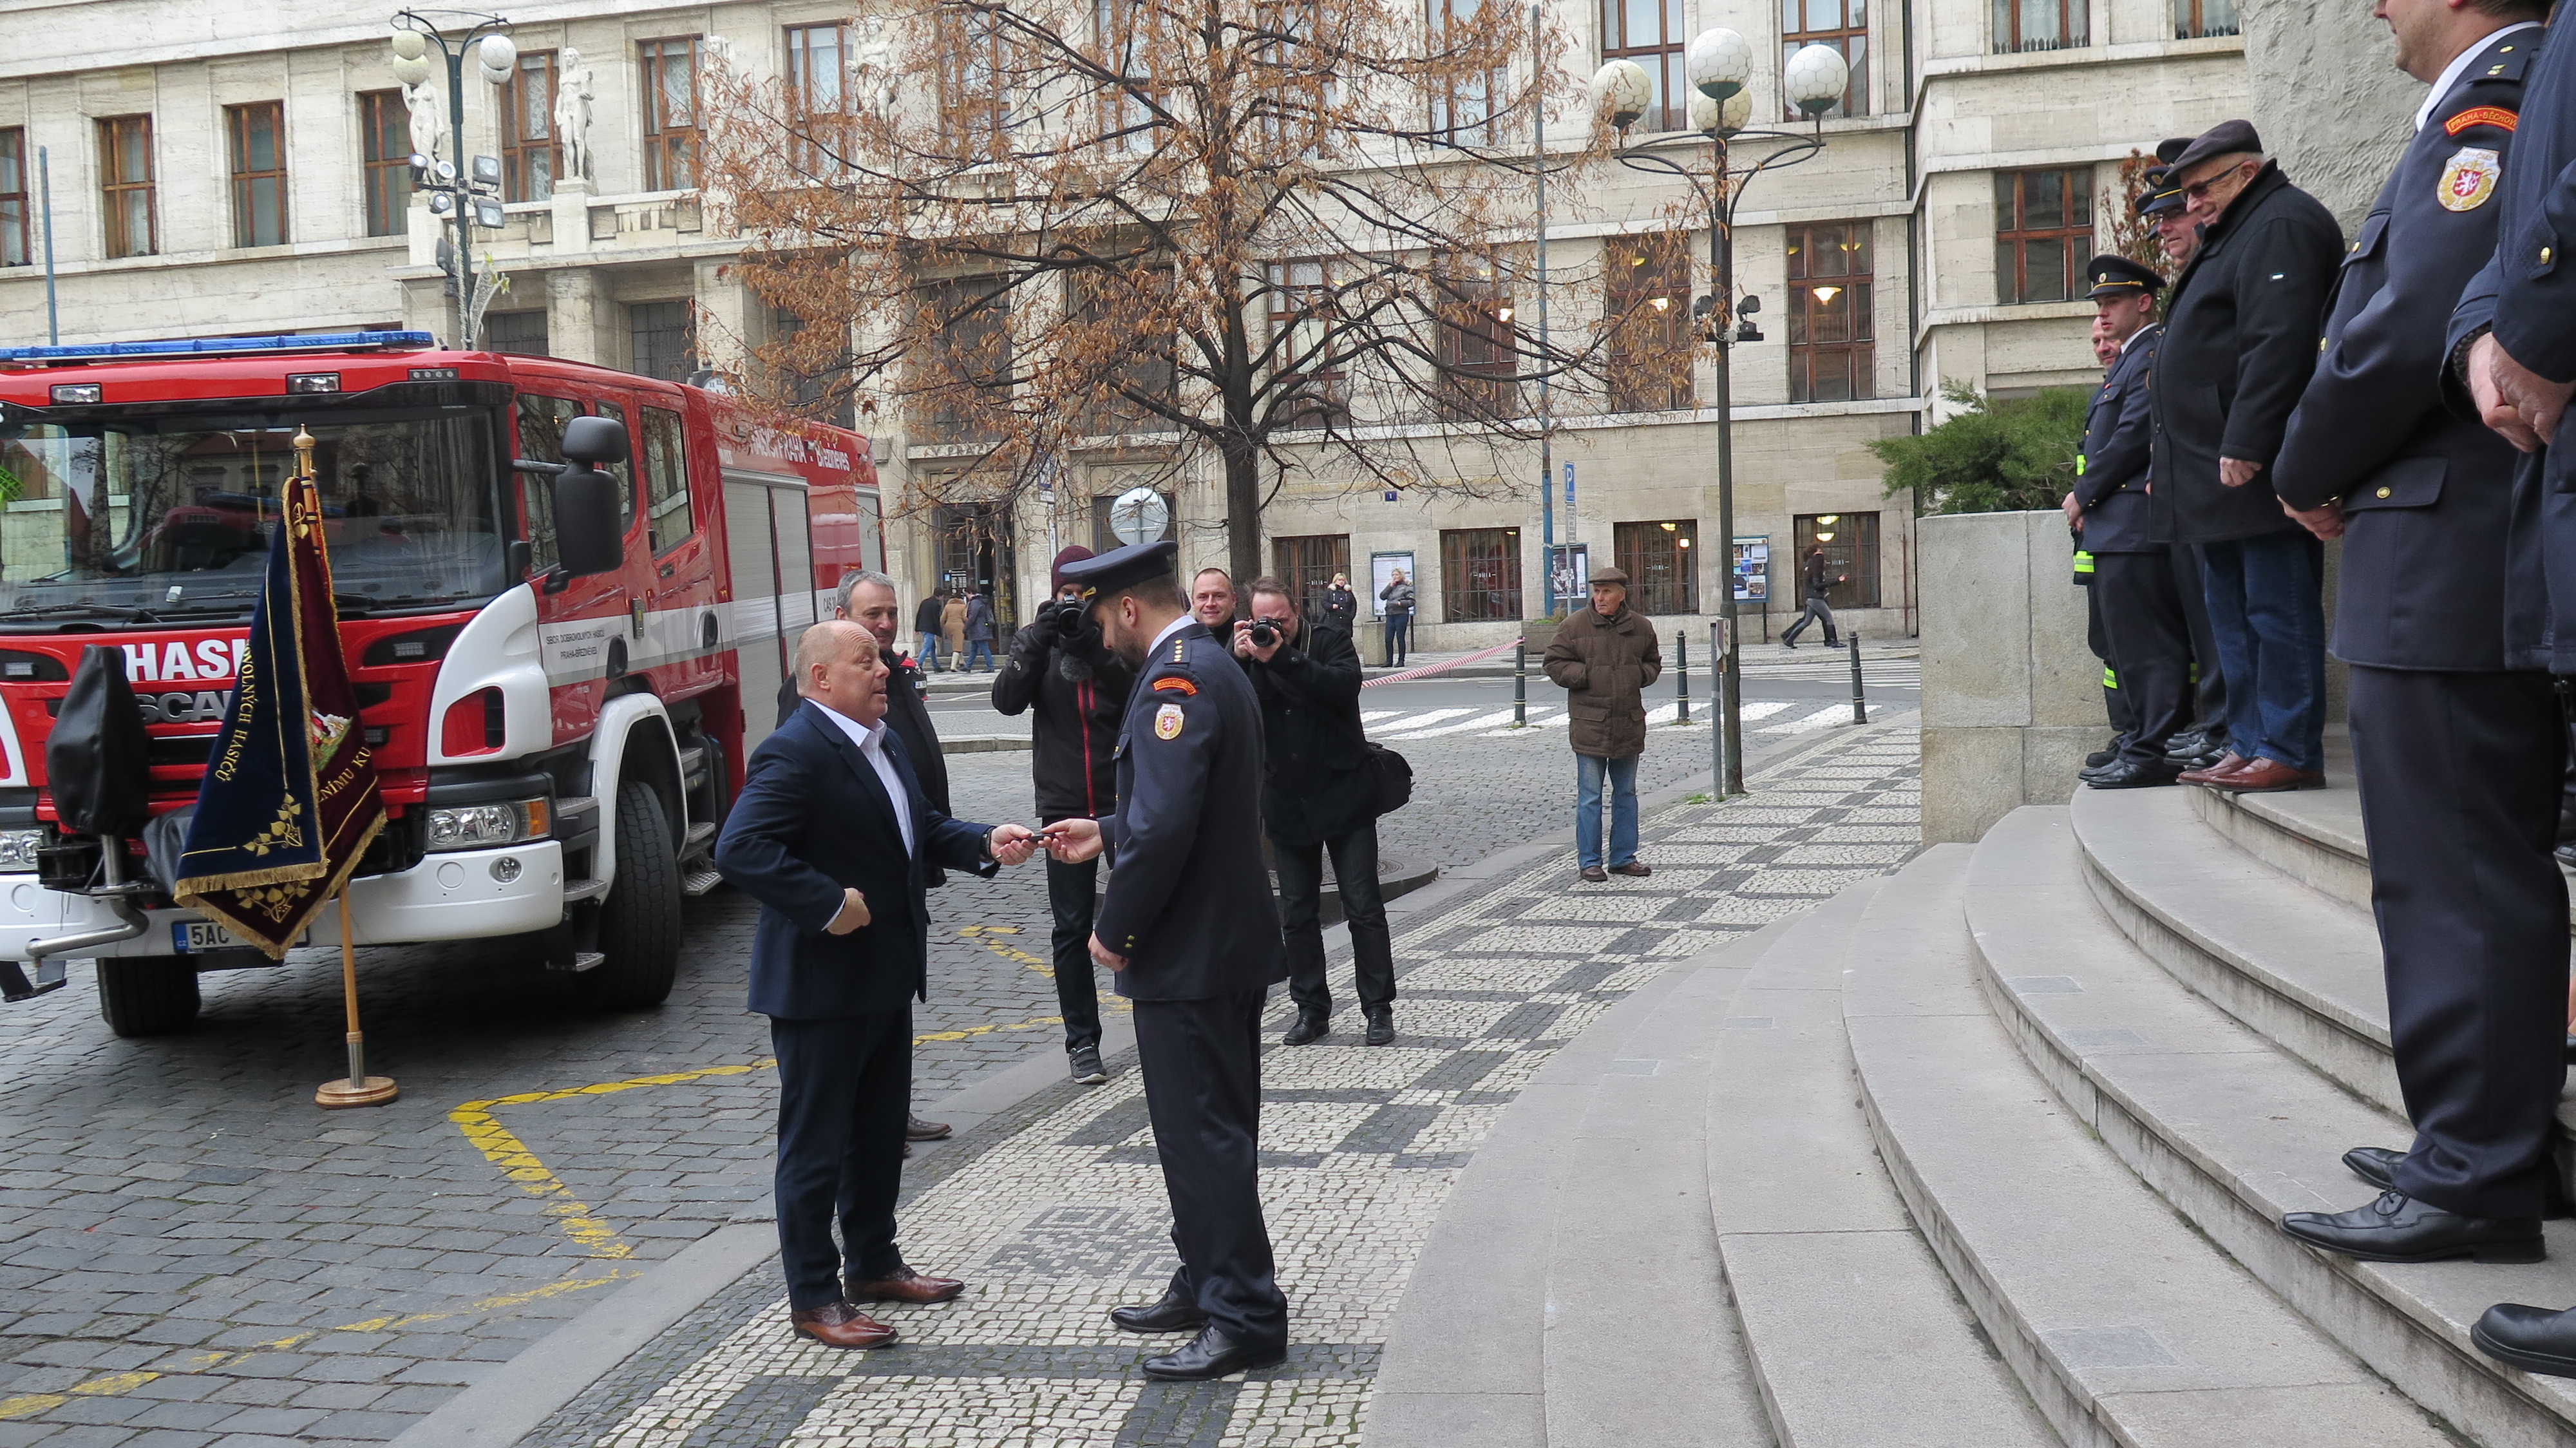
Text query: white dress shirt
813 700 915 857
2414 23 2539 133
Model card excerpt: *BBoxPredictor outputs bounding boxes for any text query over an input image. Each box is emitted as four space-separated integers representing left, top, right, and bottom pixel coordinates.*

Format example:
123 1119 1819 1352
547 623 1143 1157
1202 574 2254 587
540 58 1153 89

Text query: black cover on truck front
48 644 151 839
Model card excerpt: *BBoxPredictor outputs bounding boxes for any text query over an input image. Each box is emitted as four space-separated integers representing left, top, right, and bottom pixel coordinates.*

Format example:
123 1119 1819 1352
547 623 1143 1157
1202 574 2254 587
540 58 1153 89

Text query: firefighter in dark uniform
2069 255 2186 788
2134 165 2233 768
1039 540 1291 1381
2268 14 2562 1285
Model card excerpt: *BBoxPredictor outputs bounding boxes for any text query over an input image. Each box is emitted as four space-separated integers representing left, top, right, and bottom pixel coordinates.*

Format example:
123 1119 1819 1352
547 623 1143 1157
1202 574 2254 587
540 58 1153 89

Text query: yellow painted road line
959 923 1052 976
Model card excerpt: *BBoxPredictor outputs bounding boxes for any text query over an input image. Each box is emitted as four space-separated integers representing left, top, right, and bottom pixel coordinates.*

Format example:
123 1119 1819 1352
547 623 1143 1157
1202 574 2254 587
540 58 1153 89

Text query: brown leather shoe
905 1115 952 1142
791 1300 897 1349
848 1266 965 1305
1579 866 1609 883
2211 757 2325 793
2177 752 2250 786
1612 862 1652 877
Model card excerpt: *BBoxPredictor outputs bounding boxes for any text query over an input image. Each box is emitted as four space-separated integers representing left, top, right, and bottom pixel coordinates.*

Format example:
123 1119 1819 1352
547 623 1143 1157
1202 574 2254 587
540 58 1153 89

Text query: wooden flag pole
314 889 397 1109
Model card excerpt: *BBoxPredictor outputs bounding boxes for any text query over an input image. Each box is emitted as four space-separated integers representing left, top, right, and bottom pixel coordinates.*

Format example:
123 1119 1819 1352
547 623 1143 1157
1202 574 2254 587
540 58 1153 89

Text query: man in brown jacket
1542 567 1663 882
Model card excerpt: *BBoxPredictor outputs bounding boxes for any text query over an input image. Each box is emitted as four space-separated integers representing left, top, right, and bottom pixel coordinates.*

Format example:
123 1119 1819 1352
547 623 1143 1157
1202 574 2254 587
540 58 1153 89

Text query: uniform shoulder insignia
1151 676 1198 696
2446 105 2518 137
1153 701 1186 740
1171 638 1188 663
2441 146 2503 212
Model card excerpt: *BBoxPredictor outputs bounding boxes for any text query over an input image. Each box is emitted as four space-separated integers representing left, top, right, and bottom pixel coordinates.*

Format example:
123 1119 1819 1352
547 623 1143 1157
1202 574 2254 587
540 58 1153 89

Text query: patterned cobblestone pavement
523 723 1922 1448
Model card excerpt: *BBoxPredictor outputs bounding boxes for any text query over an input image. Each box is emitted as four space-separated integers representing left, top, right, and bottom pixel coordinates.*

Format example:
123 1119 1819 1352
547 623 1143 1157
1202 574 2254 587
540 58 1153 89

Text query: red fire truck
0 331 882 1035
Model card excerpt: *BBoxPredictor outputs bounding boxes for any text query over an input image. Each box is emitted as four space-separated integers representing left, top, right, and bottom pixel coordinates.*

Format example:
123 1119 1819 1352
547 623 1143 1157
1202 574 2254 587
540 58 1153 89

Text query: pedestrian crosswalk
1356 696 1861 741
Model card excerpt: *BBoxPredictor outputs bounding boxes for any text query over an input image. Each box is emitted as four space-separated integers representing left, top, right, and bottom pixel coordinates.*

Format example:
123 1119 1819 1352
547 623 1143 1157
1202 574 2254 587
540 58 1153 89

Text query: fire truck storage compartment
723 470 817 757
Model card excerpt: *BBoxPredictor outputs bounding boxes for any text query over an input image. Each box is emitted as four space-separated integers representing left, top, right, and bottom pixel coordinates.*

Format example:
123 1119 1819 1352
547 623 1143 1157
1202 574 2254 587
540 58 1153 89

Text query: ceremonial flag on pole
174 460 385 956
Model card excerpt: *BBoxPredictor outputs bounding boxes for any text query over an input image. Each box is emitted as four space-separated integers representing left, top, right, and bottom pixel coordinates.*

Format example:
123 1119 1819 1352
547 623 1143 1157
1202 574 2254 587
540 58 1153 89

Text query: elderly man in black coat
1235 575 1396 1047
2152 120 2345 795
719 620 1037 1350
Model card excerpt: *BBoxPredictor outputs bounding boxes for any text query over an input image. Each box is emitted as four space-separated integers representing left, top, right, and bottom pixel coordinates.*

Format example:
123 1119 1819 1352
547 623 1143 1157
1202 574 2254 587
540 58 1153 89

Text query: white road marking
1760 705 1852 735
1374 708 1524 740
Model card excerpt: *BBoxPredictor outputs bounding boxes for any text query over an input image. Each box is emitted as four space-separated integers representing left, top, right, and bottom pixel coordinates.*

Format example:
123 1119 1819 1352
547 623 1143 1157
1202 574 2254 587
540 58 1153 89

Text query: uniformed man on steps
1039 540 1292 1382
2266 0 2561 1282
2069 255 2187 789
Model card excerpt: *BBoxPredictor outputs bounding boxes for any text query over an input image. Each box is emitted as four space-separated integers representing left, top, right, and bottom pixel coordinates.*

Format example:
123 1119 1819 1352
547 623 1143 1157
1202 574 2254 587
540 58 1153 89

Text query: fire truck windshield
0 401 507 623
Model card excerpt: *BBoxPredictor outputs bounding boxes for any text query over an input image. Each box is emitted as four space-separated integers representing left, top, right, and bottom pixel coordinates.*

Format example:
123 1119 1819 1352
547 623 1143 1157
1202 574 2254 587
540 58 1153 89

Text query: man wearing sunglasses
2150 120 2344 796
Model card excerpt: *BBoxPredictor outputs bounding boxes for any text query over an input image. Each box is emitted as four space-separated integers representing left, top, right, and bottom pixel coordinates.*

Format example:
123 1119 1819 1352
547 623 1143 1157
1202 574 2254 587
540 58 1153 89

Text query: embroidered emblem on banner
2442 147 2503 212
1151 676 1198 696
1153 702 1185 740
2446 106 2519 136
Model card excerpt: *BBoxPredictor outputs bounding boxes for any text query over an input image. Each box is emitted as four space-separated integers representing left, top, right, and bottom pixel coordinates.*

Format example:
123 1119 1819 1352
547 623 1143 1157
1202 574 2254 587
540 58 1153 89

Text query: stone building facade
0 0 2300 652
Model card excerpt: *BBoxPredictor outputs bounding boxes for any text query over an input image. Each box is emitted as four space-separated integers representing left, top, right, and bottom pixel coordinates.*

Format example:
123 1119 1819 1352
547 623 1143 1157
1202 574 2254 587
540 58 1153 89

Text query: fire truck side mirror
559 415 630 466
551 466 626 578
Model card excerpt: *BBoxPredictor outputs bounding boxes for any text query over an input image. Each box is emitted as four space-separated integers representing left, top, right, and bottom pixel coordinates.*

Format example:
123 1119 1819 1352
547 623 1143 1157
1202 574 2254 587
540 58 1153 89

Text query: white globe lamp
1687 90 1753 136
1588 59 1654 131
477 35 518 71
391 29 428 61
391 52 433 86
1784 43 1851 118
1686 28 1754 102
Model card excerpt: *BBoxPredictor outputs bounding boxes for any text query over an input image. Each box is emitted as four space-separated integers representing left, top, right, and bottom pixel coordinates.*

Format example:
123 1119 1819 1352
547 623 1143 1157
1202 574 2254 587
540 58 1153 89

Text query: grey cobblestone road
0 689 1795 1448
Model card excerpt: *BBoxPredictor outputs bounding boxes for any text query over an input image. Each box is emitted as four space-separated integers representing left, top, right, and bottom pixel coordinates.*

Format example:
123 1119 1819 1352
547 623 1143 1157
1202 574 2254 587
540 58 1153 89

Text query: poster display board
1368 550 1417 620
1732 537 1770 604
1547 543 1589 611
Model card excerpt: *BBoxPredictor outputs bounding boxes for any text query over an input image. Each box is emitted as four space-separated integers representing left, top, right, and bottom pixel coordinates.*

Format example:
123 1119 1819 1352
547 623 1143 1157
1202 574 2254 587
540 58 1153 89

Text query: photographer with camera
1234 577 1397 1047
993 547 1138 1085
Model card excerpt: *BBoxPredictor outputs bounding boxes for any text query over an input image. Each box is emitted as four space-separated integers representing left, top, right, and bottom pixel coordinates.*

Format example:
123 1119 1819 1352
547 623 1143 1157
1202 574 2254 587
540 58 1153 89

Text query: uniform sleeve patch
1151 676 1198 696
2441 147 2503 212
1153 702 1186 740
2447 106 2519 136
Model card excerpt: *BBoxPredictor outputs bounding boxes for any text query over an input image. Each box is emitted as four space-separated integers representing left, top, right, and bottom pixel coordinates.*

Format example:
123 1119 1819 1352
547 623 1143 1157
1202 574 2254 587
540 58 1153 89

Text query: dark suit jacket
2076 325 2164 554
716 700 995 1020
2150 162 2344 544
2277 31 2526 671
1241 619 1372 847
1094 621 1288 1000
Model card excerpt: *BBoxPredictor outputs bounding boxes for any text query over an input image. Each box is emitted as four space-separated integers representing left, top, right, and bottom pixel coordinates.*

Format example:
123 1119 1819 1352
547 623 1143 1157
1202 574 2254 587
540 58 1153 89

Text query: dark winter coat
1240 620 1374 846
990 618 1137 821
1542 605 1663 758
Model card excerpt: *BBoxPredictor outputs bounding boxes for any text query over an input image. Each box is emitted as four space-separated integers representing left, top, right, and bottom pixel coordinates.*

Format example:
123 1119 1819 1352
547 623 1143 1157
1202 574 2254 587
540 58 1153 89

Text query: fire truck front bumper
0 841 566 961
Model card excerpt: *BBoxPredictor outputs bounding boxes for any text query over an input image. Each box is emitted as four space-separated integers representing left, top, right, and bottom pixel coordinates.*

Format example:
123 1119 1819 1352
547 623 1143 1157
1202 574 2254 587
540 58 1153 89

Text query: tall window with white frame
1994 0 2087 52
0 128 27 267
358 90 412 238
785 23 849 173
639 37 701 190
98 115 156 260
1994 168 2092 304
1431 0 1508 144
1599 0 1683 133
226 102 289 248
1786 222 1874 402
1783 0 1867 119
502 51 559 202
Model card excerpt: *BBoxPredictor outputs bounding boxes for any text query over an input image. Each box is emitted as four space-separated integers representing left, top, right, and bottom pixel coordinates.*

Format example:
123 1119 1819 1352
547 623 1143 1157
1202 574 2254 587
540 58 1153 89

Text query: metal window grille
1440 526 1524 622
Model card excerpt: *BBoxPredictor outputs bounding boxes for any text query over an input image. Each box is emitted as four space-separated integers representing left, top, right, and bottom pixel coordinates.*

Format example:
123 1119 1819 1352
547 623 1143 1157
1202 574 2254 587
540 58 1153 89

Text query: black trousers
1780 595 1837 645
2094 551 2190 762
770 1009 913 1309
1275 823 1396 1018
1042 814 1104 1054
1133 989 1287 1348
2176 544 2227 735
2349 667 2569 1219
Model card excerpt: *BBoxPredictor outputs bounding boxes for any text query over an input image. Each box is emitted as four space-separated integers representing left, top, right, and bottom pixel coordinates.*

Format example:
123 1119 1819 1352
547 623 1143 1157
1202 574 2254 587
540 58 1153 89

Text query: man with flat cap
2152 119 2344 794
2273 0 2550 1278
2067 255 2188 788
1039 539 1291 1381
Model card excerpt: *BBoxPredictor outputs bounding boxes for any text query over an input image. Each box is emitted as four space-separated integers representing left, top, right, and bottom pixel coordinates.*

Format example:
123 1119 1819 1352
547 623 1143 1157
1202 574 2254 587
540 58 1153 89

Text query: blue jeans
918 631 943 669
1575 752 1641 870
966 640 995 670
2199 531 2325 772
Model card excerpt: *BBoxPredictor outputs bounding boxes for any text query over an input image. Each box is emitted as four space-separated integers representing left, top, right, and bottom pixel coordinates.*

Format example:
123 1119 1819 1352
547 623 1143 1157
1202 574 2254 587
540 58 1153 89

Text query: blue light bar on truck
0 331 437 365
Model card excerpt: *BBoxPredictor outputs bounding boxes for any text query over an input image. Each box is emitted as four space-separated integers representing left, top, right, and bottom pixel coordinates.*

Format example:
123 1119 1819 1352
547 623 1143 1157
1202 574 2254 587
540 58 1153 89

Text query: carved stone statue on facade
403 77 446 167
554 46 595 184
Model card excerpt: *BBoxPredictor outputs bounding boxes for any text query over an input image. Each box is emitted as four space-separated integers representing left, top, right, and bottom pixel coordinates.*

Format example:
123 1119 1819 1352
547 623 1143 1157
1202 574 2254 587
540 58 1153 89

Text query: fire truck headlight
0 830 44 873
425 799 549 853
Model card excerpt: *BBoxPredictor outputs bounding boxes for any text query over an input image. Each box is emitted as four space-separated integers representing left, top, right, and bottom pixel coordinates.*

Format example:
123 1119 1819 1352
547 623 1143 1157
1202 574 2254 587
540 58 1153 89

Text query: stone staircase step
1969 805 2576 1446
1714 864 2057 1448
1844 845 2458 1448
2071 784 2403 1115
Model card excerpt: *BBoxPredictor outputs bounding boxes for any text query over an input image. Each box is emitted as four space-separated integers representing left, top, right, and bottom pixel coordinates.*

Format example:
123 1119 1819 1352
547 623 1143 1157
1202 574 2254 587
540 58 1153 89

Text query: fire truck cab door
724 470 818 757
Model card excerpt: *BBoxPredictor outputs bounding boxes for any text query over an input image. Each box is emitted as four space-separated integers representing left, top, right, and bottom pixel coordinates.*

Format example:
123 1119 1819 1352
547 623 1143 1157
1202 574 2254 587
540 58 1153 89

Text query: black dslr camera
1038 596 1092 636
1246 618 1284 648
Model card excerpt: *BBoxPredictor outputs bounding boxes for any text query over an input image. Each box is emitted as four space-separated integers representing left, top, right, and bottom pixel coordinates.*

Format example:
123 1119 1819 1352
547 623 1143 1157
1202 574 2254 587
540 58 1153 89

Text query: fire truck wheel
97 957 202 1037
588 780 683 1009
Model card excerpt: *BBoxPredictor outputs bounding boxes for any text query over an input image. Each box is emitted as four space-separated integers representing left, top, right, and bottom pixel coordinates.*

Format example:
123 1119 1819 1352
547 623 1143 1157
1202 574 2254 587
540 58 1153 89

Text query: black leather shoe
1282 1013 1328 1046
1112 1285 1209 1335
2344 1145 2574 1219
1365 1009 1394 1047
1141 1323 1286 1380
2280 1190 2544 1263
2557 843 2576 868
2086 757 2181 790
2085 747 2118 769
2161 729 2208 760
2475 1302 2576 1377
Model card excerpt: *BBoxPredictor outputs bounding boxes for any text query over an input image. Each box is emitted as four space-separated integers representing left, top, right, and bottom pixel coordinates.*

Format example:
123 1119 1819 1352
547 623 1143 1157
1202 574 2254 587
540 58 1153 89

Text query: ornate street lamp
1593 32 1844 797
392 11 517 348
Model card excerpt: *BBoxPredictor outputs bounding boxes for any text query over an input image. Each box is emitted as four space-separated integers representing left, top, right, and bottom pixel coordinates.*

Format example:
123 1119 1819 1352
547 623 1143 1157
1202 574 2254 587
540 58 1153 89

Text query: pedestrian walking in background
1233 577 1397 1048
914 591 947 672
964 590 998 672
1543 567 1662 883
992 546 1137 1087
1322 573 1358 634
1779 545 1842 648
1378 569 1416 667
941 592 968 672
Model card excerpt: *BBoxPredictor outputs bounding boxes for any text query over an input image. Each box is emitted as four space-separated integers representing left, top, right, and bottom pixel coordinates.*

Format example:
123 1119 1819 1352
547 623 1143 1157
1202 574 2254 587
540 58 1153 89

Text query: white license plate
172 920 232 953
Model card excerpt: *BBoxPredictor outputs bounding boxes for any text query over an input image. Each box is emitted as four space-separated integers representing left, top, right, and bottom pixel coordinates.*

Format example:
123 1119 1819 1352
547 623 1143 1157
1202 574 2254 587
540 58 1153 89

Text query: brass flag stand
315 888 395 1108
